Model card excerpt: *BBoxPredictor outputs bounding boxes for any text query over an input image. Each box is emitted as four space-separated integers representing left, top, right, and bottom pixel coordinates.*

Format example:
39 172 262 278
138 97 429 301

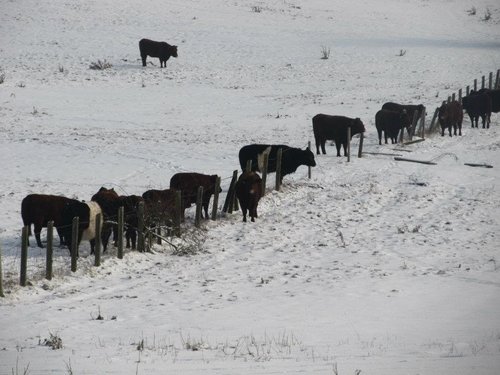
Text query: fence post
420 109 426 139
195 186 204 228
358 132 364 158
261 152 269 195
94 213 102 266
174 191 181 237
410 111 419 139
20 226 28 286
458 89 462 103
481 75 485 89
137 201 145 251
347 127 351 162
246 160 252 173
466 85 470 96
0 243 4 297
211 176 221 221
46 221 53 280
474 79 477 91
275 148 283 191
399 122 404 143
308 141 312 178
222 171 237 213
452 93 456 102
429 107 439 133
489 72 493 89
156 226 162 245
447 96 451 103
71 217 79 272
496 69 500 89
229 170 238 213
117 207 124 258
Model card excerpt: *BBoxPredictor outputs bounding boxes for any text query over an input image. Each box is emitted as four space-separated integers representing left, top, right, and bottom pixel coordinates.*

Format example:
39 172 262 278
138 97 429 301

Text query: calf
375 109 411 144
235 171 263 222
142 189 177 228
462 92 492 128
312 114 365 156
238 144 316 183
169 173 220 219
60 200 103 255
438 101 463 136
139 38 178 68
21 194 72 248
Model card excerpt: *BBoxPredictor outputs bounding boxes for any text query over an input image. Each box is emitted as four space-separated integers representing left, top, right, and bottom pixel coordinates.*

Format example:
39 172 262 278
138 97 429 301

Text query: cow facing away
463 91 492 128
142 189 177 228
169 173 221 219
477 88 500 113
21 194 73 248
438 101 463 137
91 187 120 251
60 200 103 256
235 171 263 222
312 114 366 156
139 38 178 68
119 195 143 250
238 144 316 183
375 109 411 144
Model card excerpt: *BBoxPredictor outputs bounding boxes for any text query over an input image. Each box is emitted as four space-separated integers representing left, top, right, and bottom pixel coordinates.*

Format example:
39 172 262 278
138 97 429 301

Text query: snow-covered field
1 0 500 373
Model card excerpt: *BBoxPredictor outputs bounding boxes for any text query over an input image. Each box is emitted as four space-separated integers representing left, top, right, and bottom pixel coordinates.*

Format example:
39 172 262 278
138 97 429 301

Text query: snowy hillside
1 0 500 374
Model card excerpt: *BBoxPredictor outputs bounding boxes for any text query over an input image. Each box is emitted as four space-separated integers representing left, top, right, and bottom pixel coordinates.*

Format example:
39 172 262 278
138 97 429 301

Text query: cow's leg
203 200 210 219
315 138 321 155
334 140 342 157
34 223 44 248
384 131 388 144
342 142 347 157
377 129 382 145
487 114 490 129
141 55 147 67
321 139 327 154
241 205 247 222
448 125 452 137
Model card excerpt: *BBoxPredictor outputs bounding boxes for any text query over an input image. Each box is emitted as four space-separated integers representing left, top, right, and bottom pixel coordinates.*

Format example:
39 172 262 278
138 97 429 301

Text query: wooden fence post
308 141 312 178
94 213 102 266
347 127 351 162
275 148 283 191
211 176 221 221
410 111 419 139
246 159 252 173
481 75 485 89
495 69 500 89
71 217 79 272
117 207 124 258
474 79 477 91
452 93 456 102
156 226 162 245
222 171 237 213
262 152 269 195
46 221 53 280
174 191 181 237
0 243 4 297
358 132 364 158
229 170 238 213
458 89 462 103
137 201 145 251
489 72 493 89
420 109 426 139
429 107 439 133
195 186 204 228
447 96 451 103
20 226 28 286
466 85 470 96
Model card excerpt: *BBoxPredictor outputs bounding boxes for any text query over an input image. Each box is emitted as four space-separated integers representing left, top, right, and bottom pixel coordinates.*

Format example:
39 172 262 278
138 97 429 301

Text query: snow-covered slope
1 0 499 373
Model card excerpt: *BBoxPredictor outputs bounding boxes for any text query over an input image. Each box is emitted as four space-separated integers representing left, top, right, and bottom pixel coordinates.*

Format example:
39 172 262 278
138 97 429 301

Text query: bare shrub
58 64 65 73
0 72 5 84
251 5 262 13
89 59 112 70
467 6 476 15
483 8 491 21
320 46 330 60
42 332 63 350
397 49 407 56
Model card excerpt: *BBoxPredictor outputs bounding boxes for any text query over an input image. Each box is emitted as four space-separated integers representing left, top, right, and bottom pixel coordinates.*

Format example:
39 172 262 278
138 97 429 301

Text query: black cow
438 101 463 137
238 144 316 183
477 88 500 113
60 200 103 255
119 195 143 250
312 114 366 156
462 92 492 128
21 194 72 248
91 187 120 251
139 38 178 68
169 173 221 219
382 102 425 123
235 171 263 222
375 109 411 144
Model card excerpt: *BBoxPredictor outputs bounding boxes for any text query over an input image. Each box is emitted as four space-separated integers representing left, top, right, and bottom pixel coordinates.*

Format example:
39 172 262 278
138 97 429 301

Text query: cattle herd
18 39 500 258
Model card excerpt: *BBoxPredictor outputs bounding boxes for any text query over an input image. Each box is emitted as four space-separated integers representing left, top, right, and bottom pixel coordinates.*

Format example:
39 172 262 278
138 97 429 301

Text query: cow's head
170 45 178 58
211 175 222 193
303 147 316 167
353 118 366 134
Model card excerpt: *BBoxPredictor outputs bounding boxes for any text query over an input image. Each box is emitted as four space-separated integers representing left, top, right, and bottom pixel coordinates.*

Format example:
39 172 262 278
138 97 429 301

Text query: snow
1 0 500 373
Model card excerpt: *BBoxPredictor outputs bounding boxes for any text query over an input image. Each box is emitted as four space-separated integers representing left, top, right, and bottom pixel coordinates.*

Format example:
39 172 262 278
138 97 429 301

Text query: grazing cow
312 114 366 156
21 194 73 248
477 88 500 113
438 101 463 136
462 92 492 128
238 144 316 183
169 173 221 219
139 38 178 68
60 199 103 255
375 109 411 144
142 189 177 228
235 171 263 222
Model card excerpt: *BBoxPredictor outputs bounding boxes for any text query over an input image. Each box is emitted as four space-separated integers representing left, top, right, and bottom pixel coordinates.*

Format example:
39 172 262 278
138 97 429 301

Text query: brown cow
21 194 73 248
142 189 177 228
235 171 263 222
169 173 220 219
438 101 463 136
91 187 121 251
